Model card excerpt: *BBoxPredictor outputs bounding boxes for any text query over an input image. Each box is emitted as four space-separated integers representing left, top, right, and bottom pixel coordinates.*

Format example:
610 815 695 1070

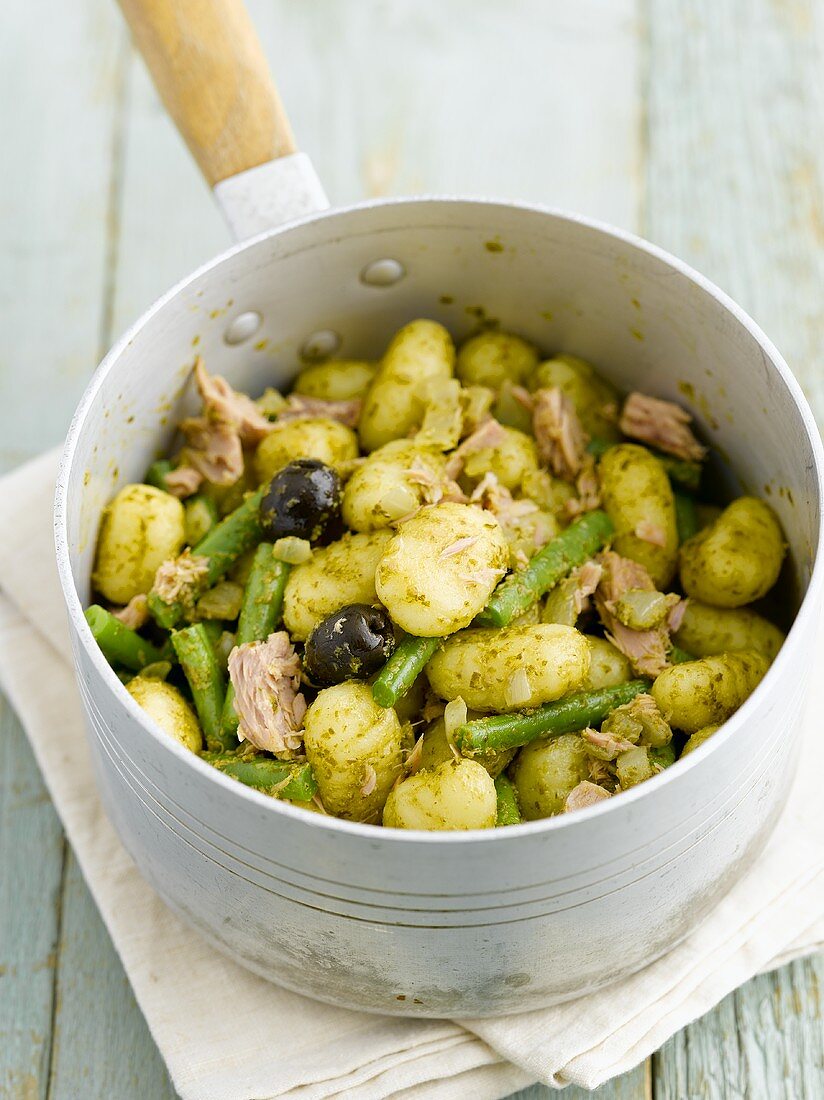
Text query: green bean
221 545 291 738
202 753 317 802
456 680 651 755
147 591 182 631
674 492 699 543
476 510 614 628
150 486 267 628
657 453 702 492
184 494 219 545
145 459 174 492
194 486 267 583
494 774 522 826
372 636 440 708
85 604 169 671
649 743 677 769
669 645 695 665
588 437 702 492
171 623 227 751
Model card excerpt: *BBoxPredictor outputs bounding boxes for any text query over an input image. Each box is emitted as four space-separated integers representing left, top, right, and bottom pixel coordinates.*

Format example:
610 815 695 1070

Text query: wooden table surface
1 2 822 1097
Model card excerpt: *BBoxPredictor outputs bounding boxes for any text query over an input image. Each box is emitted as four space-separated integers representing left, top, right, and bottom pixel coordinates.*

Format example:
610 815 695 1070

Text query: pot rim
54 194 824 845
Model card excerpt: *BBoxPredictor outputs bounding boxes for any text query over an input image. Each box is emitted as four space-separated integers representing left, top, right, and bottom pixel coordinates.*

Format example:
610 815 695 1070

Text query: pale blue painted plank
47 851 177 1100
646 1 824 1091
0 699 64 1100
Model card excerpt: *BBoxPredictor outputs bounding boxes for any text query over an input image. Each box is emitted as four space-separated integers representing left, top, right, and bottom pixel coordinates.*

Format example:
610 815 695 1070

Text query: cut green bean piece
221 545 291 738
649 743 677 769
85 604 168 671
145 459 174 492
494 774 522 826
674 491 699 543
202 753 317 802
150 486 267 629
668 645 695 665
171 623 227 751
372 636 440 708
657 452 702 492
456 680 651 755
477 510 614 628
147 590 182 630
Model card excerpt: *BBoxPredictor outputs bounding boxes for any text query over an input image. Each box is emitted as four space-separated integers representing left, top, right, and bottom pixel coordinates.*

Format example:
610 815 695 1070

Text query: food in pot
86 322 788 828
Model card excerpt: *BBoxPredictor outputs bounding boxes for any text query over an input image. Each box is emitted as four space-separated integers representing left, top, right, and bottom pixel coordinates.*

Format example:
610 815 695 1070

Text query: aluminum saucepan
54 0 824 1016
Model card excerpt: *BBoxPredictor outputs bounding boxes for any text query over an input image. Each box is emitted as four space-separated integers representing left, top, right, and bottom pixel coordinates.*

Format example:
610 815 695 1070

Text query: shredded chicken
619 392 707 462
440 535 480 559
278 393 362 428
565 454 602 518
164 465 204 499
359 765 378 798
470 472 538 526
152 551 210 608
457 565 507 588
227 632 306 758
111 594 149 631
604 622 670 678
194 357 273 444
564 780 611 812
597 550 656 601
573 560 603 615
668 598 688 633
404 733 426 775
634 520 668 547
510 385 534 412
583 727 636 759
178 416 244 486
532 387 589 481
587 757 614 787
594 551 674 677
445 419 507 480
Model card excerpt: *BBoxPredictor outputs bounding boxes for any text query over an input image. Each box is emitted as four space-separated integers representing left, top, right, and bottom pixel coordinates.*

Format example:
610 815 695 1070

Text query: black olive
260 459 343 544
304 604 396 686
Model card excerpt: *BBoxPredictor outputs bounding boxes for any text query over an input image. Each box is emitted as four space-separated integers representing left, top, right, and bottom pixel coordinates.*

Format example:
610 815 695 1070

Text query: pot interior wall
65 200 820 609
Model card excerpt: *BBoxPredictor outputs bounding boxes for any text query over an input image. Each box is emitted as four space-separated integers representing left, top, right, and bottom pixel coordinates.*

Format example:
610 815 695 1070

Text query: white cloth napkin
0 449 821 1099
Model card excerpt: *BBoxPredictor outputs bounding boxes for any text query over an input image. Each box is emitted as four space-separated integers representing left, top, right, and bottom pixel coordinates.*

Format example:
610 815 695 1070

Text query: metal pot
54 0 824 1016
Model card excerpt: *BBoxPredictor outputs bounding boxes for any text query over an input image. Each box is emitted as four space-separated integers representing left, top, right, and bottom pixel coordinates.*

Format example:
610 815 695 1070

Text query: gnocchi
87 319 791 828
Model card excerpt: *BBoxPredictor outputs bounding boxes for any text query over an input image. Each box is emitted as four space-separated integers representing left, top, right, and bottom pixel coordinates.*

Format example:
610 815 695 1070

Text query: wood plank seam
98 33 133 363
43 838 68 1100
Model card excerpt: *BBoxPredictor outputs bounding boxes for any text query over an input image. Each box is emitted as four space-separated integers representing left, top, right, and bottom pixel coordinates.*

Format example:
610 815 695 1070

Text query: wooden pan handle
117 0 296 186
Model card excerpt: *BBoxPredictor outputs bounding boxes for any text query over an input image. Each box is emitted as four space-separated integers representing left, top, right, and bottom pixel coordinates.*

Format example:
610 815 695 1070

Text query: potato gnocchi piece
528 354 621 441
419 718 515 778
651 650 768 732
254 417 358 484
359 320 455 452
282 528 393 640
341 441 447 532
425 623 591 712
679 497 785 608
681 723 721 757
127 676 202 753
383 758 497 830
455 331 539 390
93 483 185 604
293 359 377 401
673 600 784 662
599 443 678 588
304 682 403 822
461 425 539 491
512 733 591 819
375 503 508 636
582 636 633 690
